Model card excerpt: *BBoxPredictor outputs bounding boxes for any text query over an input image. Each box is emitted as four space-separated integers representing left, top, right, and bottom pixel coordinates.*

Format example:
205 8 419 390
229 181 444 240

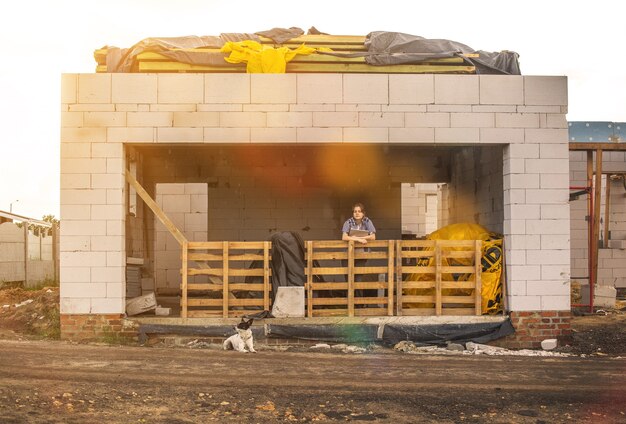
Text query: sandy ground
0 286 625 423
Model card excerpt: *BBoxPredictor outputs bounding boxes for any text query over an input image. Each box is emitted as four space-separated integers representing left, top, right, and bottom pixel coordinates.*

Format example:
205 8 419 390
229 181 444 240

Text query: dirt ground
0 286 625 356
0 286 625 423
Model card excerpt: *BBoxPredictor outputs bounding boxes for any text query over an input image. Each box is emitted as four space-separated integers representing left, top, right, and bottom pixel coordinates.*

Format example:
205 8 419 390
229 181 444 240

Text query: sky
1 0 625 219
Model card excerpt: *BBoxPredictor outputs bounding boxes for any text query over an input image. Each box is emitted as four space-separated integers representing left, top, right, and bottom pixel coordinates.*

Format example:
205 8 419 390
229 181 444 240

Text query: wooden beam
181 241 188 319
435 241 442 316
569 142 626 151
474 240 482 315
125 169 187 246
604 177 611 247
348 241 354 317
592 148 603 307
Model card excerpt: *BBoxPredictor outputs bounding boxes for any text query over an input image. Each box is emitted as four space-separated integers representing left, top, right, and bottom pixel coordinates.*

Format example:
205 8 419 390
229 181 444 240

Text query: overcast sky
1 0 624 219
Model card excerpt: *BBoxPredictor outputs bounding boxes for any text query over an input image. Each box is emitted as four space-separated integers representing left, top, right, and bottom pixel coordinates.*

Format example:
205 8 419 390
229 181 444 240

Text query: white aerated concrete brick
251 74 296 104
297 74 342 104
112 74 157 103
479 75 523 105
389 74 434 104
158 73 204 103
434 75 479 104
343 74 388 104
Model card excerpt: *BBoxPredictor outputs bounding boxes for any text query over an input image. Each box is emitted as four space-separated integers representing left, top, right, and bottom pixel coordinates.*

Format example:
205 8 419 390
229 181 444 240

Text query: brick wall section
60 314 138 341
492 310 572 349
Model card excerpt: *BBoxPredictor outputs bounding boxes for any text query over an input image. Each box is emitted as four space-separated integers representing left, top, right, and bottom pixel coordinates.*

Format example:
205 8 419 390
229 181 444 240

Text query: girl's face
353 207 364 220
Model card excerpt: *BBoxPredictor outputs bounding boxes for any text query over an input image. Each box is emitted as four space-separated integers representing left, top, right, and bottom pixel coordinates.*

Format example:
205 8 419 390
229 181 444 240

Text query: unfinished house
59 32 570 348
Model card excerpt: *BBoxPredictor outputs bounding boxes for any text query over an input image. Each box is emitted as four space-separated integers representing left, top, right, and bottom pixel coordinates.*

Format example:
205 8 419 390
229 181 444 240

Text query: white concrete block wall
61 72 569 314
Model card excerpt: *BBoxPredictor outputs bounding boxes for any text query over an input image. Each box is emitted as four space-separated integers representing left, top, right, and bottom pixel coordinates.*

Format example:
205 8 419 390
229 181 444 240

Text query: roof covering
95 27 520 75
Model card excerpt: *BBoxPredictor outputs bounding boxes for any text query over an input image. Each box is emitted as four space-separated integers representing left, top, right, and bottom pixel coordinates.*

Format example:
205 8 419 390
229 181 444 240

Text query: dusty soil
1 286 625 356
0 286 625 423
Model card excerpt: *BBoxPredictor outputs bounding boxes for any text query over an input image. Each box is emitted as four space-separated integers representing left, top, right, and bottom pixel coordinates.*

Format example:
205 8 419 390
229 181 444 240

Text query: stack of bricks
60 314 138 342
494 311 572 349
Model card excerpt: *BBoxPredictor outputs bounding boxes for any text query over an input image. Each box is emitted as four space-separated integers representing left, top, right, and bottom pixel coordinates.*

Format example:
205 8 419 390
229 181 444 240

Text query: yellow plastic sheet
405 223 503 315
221 40 317 73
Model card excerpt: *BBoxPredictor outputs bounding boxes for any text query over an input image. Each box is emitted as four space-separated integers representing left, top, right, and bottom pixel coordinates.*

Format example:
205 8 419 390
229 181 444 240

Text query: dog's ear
237 318 253 330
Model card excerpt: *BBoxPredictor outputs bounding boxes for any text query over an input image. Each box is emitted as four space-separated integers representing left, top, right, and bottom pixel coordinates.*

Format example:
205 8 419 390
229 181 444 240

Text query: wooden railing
179 239 483 319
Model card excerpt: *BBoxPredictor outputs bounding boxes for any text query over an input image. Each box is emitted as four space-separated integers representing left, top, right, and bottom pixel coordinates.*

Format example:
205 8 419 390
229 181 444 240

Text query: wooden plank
399 240 436 249
354 251 389 260
440 265 476 274
188 253 223 261
354 266 390 274
437 240 476 247
228 241 268 249
308 282 349 290
401 281 436 289
387 240 395 316
401 266 436 274
310 297 349 306
309 252 348 260
400 250 435 259
264 241 270 311
311 241 350 248
187 283 224 291
398 309 436 316
353 297 388 305
604 177 611 249
443 251 476 259
475 240 482 315
592 148 603 303
440 281 476 290
222 242 229 318
354 282 388 290
125 169 187 246
395 240 403 316
286 63 475 74
181 242 188 319
402 295 436 303
306 240 313 317
187 310 223 318
355 308 388 316
227 283 267 291
306 267 348 275
187 268 223 277
569 142 626 151
187 298 222 307
188 241 224 249
310 309 349 317
348 241 355 317
441 308 476 316
435 241 442 316
441 295 475 303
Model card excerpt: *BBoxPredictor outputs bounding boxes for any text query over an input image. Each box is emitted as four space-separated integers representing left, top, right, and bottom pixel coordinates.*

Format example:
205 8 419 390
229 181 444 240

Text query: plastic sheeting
364 32 520 75
101 27 521 75
266 319 514 346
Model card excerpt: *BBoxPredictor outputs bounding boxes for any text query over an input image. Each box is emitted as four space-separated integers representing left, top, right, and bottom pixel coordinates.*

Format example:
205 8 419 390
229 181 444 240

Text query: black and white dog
223 318 256 353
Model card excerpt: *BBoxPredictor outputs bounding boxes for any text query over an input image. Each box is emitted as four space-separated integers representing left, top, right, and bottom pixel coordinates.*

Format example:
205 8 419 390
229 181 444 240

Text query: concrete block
267 112 312 127
204 74 250 103
61 204 91 220
61 282 107 298
343 128 388 142
244 104 289 112
251 74 296 104
544 114 568 129
204 128 250 142
508 265 541 281
495 113 539 128
60 267 90 283
525 128 568 144
507 143 540 159
507 235 541 250
61 128 107 143
524 76 567 106
60 298 91 314
112 74 157 103
61 112 83 128
297 127 342 143
156 127 203 142
480 128 524 144
608 240 626 249
91 298 125 314
62 220 107 237
220 112 266 128
527 280 570 296
507 295 541 311
434 75 479 104
84 112 126 127
525 159 569 174
503 174 539 190
69 104 115 112
61 74 77 104
503 218 525 234
389 74 434 104
540 295 570 311
78 74 111 103
91 173 124 189
507 280 527 296
251 128 297 143
389 128 435 143
127 112 173 127
60 235 90 252
60 189 107 206
526 249 570 265
155 307 171 316
539 174 569 189
90 266 124 283
61 174 91 189
359 112 403 127
450 112 494 128
297 74 342 104
158 73 204 103
107 127 155 143
106 220 125 237
504 203 540 220
313 112 358 127
271 287 305 317
91 236 124 252
173 112 219 127
479 75 523 105
526 219 569 235
539 144 569 159
291 104 335 112
405 112 450 127
336 104 381 112
343 74 388 104
541 235 570 250
435 128 479 143
541 264 570 280
92 143 123 158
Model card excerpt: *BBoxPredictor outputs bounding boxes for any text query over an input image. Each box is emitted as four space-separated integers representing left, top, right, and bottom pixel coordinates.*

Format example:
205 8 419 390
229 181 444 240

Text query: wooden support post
306 240 313 318
474 240 482 315
435 241 442 316
586 151 594 308
52 224 59 283
348 241 355 317
222 242 229 318
181 241 188 319
263 241 270 312
395 241 403 316
387 240 394 316
592 149 603 311
604 176 611 247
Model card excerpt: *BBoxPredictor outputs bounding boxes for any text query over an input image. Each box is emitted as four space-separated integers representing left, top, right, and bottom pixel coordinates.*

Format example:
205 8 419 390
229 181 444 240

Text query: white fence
0 222 59 286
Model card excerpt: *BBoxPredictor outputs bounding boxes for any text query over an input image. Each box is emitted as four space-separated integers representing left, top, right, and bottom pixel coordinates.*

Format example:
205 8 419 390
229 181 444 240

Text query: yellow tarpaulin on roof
221 40 318 73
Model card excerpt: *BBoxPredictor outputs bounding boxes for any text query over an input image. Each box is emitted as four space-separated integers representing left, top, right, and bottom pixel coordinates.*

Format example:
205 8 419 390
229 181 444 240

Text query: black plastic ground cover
266 319 514 346
138 319 514 346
